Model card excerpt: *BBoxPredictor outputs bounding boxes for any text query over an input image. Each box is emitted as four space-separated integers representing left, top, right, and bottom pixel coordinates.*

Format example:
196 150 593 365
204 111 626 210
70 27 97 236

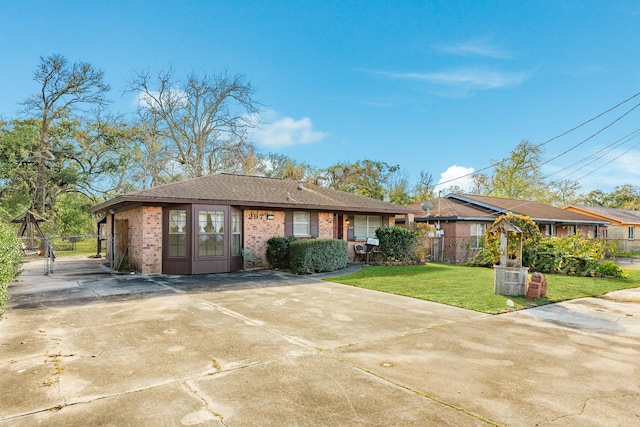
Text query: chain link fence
19 235 113 276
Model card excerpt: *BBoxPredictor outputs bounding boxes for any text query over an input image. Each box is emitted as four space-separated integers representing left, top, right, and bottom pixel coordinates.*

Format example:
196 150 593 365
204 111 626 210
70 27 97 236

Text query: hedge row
289 239 348 274
0 221 22 315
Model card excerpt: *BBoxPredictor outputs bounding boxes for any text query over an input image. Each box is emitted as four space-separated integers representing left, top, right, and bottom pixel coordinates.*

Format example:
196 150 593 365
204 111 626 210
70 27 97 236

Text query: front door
163 205 192 274
192 205 229 274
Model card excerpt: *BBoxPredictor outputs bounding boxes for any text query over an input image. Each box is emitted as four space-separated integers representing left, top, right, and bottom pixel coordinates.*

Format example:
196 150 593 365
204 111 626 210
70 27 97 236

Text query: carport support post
109 234 114 270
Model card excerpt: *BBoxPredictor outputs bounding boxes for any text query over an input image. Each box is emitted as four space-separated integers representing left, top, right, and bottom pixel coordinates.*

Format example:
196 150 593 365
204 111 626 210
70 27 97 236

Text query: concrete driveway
1 269 640 426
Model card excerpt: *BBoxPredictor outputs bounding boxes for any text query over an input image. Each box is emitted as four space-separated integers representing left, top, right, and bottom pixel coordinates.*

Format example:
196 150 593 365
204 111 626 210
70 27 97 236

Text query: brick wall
318 212 334 238
114 206 163 275
243 210 337 268
243 210 285 268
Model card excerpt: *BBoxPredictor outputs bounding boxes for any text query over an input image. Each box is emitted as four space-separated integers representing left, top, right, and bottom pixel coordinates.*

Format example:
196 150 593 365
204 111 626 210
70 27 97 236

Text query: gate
38 235 114 275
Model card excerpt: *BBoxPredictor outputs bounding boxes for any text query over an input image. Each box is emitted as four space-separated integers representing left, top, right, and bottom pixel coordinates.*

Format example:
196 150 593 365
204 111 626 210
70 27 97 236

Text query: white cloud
434 165 476 194
386 67 531 91
434 39 511 59
250 111 327 149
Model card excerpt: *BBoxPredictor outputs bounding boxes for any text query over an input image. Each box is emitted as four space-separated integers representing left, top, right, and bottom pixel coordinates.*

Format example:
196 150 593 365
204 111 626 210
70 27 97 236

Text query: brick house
398 194 609 263
563 205 640 252
91 174 409 274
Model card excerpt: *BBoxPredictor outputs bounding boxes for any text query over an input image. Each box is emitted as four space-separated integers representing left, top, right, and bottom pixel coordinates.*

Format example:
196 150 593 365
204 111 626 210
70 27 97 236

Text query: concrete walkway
1 269 640 426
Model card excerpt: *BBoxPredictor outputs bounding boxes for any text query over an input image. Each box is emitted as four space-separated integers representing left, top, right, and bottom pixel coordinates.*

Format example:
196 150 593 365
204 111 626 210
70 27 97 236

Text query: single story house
91 173 410 275
398 193 609 263
563 205 640 252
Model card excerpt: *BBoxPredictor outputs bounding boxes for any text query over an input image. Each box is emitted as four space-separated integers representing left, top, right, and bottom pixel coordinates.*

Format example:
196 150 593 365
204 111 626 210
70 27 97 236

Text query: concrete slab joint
2 270 640 425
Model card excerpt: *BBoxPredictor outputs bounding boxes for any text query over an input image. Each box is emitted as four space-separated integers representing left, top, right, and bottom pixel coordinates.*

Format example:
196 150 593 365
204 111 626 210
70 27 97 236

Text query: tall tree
490 140 546 200
470 173 491 195
386 168 415 205
0 119 40 218
258 153 314 181
580 189 607 207
604 184 640 209
128 114 179 189
547 178 582 207
130 69 259 178
413 170 435 202
22 54 109 214
70 114 142 197
323 159 399 200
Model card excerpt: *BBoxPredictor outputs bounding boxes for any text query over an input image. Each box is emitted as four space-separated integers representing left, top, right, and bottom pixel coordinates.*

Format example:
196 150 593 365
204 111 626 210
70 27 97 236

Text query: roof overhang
91 195 410 216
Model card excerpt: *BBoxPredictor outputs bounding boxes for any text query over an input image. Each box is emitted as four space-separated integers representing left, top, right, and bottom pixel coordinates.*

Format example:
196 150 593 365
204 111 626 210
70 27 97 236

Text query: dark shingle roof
404 194 608 225
92 174 410 215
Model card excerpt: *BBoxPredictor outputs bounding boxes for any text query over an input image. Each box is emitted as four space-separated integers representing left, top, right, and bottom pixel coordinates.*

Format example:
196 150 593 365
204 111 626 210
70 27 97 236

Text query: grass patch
325 263 640 314
50 237 99 257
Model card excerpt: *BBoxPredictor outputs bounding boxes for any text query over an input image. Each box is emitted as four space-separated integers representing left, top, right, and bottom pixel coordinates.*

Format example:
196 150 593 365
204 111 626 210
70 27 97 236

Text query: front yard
326 263 640 314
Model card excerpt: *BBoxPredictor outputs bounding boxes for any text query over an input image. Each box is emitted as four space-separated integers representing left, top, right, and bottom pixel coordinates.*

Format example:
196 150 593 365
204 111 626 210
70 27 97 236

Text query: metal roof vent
298 180 304 190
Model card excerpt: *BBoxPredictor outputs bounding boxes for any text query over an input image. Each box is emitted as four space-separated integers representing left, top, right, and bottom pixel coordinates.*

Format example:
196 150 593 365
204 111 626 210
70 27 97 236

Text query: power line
574 139 640 182
536 101 640 170
545 128 640 181
435 91 640 188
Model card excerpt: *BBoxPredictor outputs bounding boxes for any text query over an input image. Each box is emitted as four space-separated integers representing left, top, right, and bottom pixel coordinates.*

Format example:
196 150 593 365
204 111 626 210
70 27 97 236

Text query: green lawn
325 263 640 314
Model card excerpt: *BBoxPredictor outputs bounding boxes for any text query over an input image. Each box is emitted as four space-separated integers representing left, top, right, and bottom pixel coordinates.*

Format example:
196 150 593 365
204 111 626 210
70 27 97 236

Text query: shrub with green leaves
531 234 615 275
596 261 624 278
289 239 347 274
468 248 494 267
0 221 22 314
375 226 419 261
266 236 296 269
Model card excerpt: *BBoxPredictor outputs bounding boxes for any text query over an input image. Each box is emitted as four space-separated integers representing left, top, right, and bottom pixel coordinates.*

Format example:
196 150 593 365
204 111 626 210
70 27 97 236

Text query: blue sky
2 1 640 194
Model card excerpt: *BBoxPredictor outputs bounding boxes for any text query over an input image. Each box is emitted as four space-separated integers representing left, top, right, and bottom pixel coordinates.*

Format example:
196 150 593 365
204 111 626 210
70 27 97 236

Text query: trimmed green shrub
0 221 22 315
596 261 624 278
289 239 347 274
375 226 419 261
266 236 296 269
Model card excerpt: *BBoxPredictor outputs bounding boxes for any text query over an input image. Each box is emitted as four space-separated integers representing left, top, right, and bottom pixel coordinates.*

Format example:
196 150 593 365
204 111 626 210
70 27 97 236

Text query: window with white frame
542 224 556 237
353 215 382 240
567 225 577 236
168 209 187 257
232 210 242 256
293 211 310 236
630 226 635 240
198 210 224 257
470 223 486 249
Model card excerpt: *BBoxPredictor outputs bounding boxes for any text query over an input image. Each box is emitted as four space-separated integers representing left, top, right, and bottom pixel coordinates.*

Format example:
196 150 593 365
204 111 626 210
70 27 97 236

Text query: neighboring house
91 174 409 275
563 205 640 252
398 194 609 263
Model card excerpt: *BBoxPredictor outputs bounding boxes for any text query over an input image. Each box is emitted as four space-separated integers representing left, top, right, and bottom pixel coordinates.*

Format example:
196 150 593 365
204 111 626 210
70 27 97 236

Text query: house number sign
247 211 275 220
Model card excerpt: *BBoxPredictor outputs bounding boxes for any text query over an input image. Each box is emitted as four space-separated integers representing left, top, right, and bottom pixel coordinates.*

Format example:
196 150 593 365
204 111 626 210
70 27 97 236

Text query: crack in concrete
323 351 500 426
0 360 270 422
537 391 640 425
182 380 229 426
137 277 502 425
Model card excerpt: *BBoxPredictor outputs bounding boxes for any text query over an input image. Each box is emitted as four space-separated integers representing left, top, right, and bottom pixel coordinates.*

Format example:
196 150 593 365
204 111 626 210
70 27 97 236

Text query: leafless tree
130 69 259 178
